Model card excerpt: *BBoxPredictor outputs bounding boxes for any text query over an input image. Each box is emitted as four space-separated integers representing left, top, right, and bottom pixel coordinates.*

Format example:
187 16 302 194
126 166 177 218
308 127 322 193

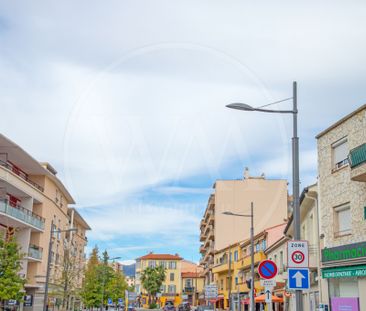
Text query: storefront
321 241 366 311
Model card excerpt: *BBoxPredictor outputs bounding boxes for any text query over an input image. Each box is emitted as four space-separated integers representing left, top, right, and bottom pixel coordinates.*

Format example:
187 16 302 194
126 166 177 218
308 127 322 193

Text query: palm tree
140 266 166 304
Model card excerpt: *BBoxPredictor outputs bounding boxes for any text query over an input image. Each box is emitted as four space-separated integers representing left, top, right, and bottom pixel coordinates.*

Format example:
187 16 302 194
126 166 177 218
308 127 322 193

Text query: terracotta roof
181 272 202 278
138 253 182 260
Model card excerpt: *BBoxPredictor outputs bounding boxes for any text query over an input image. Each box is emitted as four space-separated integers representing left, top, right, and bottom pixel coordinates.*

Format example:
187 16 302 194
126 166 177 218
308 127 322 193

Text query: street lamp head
226 103 255 111
222 211 235 216
110 256 121 261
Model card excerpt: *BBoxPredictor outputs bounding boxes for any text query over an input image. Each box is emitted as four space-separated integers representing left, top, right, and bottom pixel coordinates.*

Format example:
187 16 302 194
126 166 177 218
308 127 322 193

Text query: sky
1 1 366 264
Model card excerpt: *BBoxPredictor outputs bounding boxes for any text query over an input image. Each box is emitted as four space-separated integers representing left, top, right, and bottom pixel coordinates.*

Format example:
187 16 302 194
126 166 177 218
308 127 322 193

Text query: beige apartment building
316 104 366 310
199 169 288 286
0 134 90 311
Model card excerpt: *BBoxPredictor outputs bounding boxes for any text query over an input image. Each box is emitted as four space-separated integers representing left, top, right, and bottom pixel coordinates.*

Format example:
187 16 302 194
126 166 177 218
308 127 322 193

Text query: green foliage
81 246 102 308
149 302 158 309
81 247 127 308
140 265 166 297
0 233 25 304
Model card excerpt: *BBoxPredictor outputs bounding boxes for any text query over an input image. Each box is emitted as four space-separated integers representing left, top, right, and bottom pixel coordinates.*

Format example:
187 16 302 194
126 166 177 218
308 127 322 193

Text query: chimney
244 167 250 179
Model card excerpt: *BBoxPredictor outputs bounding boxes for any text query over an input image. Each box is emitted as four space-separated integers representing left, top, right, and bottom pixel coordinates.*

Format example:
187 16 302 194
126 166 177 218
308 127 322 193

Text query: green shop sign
322 241 366 262
322 265 366 279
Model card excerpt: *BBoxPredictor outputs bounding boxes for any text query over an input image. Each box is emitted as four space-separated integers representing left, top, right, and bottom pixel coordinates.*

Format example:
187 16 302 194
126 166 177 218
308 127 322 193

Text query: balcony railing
184 287 195 293
28 244 43 260
349 143 366 168
0 199 45 230
0 160 44 192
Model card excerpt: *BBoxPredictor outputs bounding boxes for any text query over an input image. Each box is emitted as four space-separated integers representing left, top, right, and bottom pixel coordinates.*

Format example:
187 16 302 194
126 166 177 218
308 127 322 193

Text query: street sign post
205 284 218 300
287 240 309 268
258 260 277 311
288 268 310 290
258 260 278 280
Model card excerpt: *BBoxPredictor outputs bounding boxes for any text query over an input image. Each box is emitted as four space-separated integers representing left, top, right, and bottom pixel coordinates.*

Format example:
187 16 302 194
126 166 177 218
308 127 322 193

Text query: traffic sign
260 279 276 287
107 298 113 306
258 260 278 279
205 284 218 299
287 240 309 268
288 268 310 290
265 289 272 303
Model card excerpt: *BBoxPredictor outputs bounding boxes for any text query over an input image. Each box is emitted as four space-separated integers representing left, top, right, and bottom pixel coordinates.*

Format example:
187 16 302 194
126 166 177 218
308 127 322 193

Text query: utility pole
228 245 232 311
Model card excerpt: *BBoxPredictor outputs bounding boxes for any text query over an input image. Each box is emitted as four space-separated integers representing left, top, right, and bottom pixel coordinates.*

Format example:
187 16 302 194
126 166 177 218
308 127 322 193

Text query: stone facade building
317 104 366 309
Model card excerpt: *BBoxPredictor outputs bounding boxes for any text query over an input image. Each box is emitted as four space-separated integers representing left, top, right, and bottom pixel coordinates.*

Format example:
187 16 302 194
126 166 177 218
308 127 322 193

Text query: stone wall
317 109 366 249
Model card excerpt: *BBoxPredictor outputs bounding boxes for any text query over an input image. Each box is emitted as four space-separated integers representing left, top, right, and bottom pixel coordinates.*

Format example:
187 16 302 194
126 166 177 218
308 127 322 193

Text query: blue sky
1 1 366 263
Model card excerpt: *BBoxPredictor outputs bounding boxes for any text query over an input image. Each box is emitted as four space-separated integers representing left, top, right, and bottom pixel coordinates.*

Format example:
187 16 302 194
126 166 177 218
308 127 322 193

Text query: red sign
291 250 305 264
258 260 278 280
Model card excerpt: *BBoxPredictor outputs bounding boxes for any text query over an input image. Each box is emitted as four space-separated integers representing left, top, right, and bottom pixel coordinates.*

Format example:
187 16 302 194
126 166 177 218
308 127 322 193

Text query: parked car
197 305 214 311
178 302 191 311
164 301 175 311
126 303 136 311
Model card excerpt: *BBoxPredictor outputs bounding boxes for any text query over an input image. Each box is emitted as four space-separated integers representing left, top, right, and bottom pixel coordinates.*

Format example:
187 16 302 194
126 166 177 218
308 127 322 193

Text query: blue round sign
258 260 278 279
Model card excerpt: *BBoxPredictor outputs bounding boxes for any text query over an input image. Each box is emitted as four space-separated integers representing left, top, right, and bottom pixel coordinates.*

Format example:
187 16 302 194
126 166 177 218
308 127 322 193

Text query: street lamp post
43 221 77 311
226 81 302 311
101 256 121 311
223 202 254 311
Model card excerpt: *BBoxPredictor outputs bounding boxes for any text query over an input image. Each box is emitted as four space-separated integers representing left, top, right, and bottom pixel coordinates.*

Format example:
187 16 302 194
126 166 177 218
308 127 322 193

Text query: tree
81 246 102 309
0 233 25 308
106 270 127 304
52 247 84 310
140 266 166 303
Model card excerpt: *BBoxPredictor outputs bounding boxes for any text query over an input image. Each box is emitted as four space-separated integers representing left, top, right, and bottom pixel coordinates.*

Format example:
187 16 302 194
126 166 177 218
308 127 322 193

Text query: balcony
0 160 44 192
200 245 205 254
237 251 266 270
184 287 195 293
0 199 45 231
349 143 366 182
27 244 43 261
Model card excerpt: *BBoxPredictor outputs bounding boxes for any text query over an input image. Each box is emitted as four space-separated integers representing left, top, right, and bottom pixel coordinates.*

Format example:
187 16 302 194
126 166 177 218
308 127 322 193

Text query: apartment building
0 134 90 311
199 169 288 287
181 261 204 306
316 104 366 309
211 223 286 311
135 253 183 306
283 184 320 311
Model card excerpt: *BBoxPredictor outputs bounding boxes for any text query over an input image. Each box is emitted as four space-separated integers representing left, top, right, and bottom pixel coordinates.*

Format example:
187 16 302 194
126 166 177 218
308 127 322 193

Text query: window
185 279 192 287
220 279 224 290
168 285 176 293
334 204 351 236
234 250 238 261
148 260 156 268
235 277 238 285
255 243 260 252
160 285 165 293
170 273 174 281
169 261 176 269
261 240 266 250
332 138 348 170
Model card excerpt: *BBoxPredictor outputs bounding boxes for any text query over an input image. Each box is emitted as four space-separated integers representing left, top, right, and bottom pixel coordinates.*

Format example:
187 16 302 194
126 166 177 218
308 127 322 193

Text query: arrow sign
265 289 272 303
288 268 310 290
293 271 305 287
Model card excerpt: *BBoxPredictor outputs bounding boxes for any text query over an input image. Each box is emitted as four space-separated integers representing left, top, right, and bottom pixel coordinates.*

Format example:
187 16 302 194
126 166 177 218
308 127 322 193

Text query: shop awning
255 294 283 303
209 297 224 303
241 298 250 305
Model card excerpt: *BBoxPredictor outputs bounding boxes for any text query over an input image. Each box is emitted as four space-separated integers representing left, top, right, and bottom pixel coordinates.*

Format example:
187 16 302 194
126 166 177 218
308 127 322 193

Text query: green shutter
364 206 366 220
349 143 366 168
